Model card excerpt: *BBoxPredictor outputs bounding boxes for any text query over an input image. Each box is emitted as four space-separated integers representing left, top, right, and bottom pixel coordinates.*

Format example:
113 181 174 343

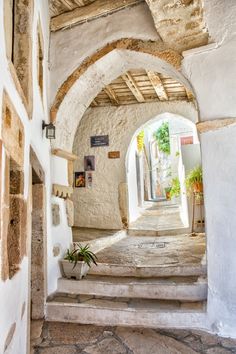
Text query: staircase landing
129 201 188 236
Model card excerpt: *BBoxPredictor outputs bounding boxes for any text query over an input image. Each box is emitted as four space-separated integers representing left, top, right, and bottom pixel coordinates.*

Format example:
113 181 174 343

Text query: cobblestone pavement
32 321 236 354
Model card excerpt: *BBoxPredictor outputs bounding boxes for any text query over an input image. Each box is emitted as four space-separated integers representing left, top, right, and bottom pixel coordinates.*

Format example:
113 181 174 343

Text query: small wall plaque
91 135 109 147
108 151 120 159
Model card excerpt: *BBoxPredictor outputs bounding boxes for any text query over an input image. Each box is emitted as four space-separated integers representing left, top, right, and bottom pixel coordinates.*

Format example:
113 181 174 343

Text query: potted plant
164 186 172 200
170 177 181 198
60 244 98 280
185 166 203 195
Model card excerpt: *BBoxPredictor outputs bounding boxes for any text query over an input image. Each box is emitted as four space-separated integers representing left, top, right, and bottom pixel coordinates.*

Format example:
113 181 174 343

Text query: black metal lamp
42 120 56 140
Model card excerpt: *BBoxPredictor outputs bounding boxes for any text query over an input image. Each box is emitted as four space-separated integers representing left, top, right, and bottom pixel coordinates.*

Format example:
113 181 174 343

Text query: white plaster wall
72 102 197 229
51 156 68 186
0 1 70 352
201 125 236 337
49 2 158 103
182 2 236 121
127 138 140 223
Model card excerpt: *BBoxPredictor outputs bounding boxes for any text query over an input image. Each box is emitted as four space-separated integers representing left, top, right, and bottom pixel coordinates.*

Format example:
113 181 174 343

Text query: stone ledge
51 148 78 161
52 184 73 199
197 118 236 134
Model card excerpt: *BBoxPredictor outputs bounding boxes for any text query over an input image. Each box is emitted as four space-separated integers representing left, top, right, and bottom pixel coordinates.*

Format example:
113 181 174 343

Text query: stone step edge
88 263 207 277
127 227 190 236
72 230 127 254
46 302 208 329
57 277 207 301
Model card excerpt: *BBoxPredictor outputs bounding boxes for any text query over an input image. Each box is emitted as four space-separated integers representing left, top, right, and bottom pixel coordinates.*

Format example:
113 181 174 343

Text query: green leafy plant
154 122 170 155
170 177 181 198
64 244 98 269
185 166 203 194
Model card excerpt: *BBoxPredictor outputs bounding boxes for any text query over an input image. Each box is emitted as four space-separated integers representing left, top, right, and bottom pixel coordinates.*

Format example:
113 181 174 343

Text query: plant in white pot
60 244 98 280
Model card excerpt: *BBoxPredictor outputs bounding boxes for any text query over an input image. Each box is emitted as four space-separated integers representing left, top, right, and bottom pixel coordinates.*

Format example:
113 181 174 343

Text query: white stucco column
201 124 236 337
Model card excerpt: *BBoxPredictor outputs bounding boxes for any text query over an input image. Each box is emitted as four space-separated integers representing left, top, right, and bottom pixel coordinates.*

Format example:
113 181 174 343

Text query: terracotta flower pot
60 259 90 280
165 188 171 200
193 182 203 193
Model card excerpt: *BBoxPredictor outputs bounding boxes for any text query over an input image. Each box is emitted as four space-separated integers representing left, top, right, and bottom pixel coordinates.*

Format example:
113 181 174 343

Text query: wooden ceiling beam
103 85 120 105
122 72 145 103
146 71 168 101
60 0 74 10
51 0 143 31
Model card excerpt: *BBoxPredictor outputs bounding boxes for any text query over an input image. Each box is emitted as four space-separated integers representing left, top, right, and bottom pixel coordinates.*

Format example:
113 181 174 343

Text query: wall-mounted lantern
42 120 56 140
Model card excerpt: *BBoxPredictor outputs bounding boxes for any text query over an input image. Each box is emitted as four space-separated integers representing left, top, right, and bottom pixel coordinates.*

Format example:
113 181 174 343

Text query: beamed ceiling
90 69 194 107
49 0 96 17
49 0 144 31
49 1 208 107
49 0 209 54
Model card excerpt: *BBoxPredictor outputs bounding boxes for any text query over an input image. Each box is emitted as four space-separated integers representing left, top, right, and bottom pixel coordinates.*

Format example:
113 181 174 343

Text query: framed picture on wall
74 172 86 188
84 155 95 171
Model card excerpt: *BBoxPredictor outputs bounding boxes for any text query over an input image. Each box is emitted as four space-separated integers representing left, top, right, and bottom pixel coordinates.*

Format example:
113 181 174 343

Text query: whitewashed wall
127 138 141 223
72 102 197 229
0 1 66 353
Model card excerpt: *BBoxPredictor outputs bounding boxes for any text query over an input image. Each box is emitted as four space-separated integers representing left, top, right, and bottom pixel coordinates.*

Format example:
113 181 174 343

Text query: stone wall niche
4 0 33 117
1 93 26 280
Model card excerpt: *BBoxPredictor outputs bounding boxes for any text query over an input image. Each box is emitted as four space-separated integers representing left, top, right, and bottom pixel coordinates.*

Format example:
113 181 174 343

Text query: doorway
28 148 46 350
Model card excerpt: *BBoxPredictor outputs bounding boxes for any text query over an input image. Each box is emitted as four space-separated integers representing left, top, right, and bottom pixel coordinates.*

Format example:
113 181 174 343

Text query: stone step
46 295 207 329
73 230 126 254
88 262 207 278
57 275 207 301
128 227 190 237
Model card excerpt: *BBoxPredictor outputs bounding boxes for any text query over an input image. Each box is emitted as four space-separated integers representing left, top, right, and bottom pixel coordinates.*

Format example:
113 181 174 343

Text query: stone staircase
46 270 207 328
46 227 207 328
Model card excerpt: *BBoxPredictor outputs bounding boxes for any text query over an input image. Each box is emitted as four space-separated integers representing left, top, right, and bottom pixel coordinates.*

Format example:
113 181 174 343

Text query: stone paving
32 321 236 354
95 233 206 267
129 201 185 232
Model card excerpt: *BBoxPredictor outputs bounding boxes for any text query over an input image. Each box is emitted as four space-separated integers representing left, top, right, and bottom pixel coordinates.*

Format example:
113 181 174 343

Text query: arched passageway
50 44 207 335
126 113 203 235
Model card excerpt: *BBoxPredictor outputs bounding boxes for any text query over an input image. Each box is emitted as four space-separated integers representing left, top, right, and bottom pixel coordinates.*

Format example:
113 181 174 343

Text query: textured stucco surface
73 102 197 229
49 2 158 103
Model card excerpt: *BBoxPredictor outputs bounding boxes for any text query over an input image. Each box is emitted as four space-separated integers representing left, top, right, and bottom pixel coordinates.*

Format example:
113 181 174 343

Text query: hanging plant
154 122 170 155
137 130 145 152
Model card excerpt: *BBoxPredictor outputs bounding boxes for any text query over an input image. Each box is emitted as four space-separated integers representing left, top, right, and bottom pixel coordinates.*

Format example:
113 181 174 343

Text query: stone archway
51 40 197 153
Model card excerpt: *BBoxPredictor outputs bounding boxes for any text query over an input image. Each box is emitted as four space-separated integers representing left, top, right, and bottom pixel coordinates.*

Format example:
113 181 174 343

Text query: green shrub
170 177 181 198
154 122 170 155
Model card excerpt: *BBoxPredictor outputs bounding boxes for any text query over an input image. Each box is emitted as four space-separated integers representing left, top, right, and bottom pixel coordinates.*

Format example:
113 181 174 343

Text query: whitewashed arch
54 49 197 152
